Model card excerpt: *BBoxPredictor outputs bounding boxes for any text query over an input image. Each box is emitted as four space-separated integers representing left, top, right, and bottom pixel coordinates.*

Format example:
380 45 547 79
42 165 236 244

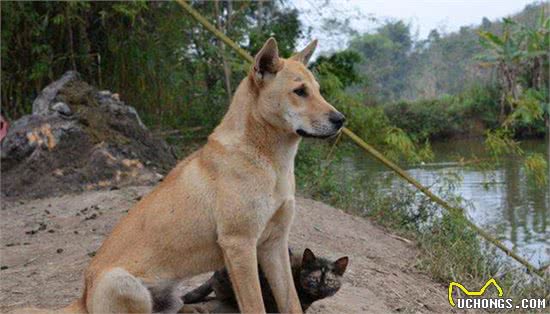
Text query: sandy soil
0 186 451 313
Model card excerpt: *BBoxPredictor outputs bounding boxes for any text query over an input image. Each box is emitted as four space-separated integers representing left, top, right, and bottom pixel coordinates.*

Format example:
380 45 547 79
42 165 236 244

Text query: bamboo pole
176 0 548 281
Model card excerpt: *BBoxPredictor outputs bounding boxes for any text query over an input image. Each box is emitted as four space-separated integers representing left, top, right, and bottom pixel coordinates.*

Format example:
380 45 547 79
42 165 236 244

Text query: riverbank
339 138 550 268
296 138 549 311
0 186 451 313
382 86 548 142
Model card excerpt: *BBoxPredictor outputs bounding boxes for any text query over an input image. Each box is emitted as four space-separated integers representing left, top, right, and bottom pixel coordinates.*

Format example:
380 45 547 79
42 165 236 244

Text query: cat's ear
334 256 349 276
302 248 316 265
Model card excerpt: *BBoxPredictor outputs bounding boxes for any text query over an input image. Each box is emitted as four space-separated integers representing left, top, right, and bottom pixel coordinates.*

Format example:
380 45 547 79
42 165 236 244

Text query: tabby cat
182 248 348 313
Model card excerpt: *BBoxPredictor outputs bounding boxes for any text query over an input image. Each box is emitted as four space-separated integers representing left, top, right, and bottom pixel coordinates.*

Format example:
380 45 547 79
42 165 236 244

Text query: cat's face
299 248 349 298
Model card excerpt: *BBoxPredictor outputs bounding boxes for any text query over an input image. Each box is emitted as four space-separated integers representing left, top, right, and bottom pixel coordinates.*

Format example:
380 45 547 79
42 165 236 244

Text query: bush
384 99 456 141
312 52 433 164
380 83 545 142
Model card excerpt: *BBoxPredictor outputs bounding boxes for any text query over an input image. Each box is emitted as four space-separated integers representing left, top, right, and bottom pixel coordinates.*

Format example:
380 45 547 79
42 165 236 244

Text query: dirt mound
1 72 176 199
0 186 450 313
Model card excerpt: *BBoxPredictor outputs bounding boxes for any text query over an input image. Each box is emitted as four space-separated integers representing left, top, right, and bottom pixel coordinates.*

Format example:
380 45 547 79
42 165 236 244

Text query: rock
32 71 79 115
98 90 112 97
51 102 71 116
1 71 177 199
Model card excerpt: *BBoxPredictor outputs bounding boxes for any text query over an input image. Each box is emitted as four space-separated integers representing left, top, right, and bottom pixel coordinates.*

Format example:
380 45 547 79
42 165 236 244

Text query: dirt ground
0 186 452 313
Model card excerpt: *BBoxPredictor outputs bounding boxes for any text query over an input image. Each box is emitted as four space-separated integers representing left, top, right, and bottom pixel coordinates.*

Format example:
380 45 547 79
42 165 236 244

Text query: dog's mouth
296 129 340 139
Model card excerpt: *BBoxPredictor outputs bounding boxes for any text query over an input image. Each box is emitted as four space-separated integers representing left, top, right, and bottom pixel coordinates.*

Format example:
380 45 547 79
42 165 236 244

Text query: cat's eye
308 276 321 283
293 87 307 97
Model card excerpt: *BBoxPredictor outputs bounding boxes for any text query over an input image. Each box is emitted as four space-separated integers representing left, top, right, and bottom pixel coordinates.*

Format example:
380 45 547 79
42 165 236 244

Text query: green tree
349 20 413 101
478 18 526 122
478 9 549 131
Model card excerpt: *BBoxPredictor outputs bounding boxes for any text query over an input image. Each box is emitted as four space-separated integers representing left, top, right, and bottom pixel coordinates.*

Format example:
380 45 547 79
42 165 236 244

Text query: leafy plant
524 153 548 185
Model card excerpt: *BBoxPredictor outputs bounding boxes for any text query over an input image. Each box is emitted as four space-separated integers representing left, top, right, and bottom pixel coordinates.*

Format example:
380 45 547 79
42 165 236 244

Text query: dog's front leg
218 236 265 314
258 199 302 314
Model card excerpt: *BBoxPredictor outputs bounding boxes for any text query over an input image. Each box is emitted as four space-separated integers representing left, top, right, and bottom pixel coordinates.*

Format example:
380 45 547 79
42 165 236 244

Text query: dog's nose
329 111 346 128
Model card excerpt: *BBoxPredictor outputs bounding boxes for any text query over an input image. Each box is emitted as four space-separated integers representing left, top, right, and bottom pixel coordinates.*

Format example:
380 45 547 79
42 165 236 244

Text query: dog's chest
268 165 294 212
274 171 294 197
254 164 294 222
271 167 295 210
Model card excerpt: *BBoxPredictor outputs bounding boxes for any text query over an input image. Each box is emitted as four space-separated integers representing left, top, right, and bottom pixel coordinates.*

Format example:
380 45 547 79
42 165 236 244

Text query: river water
350 138 549 268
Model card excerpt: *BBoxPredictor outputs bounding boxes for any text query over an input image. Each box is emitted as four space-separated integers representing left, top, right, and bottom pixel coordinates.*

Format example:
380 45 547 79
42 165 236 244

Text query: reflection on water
353 139 550 268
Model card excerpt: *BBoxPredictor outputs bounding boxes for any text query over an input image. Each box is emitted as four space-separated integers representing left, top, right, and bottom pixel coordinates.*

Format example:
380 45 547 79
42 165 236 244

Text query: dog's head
250 38 345 139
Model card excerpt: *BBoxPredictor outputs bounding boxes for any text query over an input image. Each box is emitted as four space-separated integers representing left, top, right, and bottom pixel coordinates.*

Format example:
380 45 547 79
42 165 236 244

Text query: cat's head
299 248 349 298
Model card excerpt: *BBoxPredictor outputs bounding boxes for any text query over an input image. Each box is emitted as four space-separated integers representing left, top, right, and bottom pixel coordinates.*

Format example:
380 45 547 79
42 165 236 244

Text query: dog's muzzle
328 111 346 129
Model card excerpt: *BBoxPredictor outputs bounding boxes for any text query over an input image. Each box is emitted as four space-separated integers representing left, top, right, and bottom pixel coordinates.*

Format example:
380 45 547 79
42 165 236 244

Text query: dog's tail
182 276 215 304
11 298 87 314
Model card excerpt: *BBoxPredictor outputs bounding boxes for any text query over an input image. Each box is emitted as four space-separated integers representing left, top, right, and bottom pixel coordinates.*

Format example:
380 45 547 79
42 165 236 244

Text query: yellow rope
176 0 548 281
176 0 254 64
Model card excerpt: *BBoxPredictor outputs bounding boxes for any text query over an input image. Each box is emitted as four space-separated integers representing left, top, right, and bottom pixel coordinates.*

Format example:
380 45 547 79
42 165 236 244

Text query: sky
290 0 544 53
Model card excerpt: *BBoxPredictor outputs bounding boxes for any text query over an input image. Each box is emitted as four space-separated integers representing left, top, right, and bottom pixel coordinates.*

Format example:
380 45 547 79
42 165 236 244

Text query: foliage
309 50 433 164
524 153 549 185
383 84 502 142
310 50 362 88
385 99 457 141
483 129 548 185
1 1 303 134
504 88 547 135
485 129 523 161
340 2 548 107
474 7 549 184
477 11 550 124
349 20 413 101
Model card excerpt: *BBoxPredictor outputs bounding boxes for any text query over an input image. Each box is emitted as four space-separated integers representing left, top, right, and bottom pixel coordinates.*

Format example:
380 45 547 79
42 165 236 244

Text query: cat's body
183 249 348 313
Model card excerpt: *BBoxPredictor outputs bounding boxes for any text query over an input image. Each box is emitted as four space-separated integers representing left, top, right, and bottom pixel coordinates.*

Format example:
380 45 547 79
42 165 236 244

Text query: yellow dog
20 38 344 314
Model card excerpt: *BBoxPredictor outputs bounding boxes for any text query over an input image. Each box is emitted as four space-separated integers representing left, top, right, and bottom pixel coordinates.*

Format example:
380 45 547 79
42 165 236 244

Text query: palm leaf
478 31 504 47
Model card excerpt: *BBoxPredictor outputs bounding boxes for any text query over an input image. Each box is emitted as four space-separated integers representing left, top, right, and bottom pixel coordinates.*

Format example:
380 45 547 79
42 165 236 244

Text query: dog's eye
293 87 307 97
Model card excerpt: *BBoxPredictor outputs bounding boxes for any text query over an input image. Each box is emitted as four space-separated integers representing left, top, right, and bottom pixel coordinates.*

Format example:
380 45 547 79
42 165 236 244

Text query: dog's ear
253 37 282 81
291 39 318 65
